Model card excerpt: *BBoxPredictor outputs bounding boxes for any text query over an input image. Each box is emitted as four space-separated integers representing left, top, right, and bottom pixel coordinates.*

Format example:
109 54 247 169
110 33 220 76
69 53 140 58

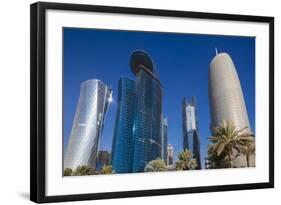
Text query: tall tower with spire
182 96 201 169
208 51 254 168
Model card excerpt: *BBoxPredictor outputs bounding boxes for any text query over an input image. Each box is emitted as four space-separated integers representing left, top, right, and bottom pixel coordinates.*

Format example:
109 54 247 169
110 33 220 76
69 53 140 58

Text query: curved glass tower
64 79 112 171
111 77 136 173
131 51 163 172
209 52 253 167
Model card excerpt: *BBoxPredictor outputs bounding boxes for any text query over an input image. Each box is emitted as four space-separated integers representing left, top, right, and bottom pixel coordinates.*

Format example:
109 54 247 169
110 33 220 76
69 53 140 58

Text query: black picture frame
30 2 274 203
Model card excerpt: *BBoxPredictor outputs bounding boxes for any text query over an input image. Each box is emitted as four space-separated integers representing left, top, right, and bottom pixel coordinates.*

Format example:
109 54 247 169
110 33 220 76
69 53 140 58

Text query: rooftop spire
215 48 218 56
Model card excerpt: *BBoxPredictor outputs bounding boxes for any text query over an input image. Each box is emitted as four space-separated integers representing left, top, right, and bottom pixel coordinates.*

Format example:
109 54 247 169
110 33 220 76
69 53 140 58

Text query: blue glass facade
132 68 162 172
111 77 136 173
111 51 163 173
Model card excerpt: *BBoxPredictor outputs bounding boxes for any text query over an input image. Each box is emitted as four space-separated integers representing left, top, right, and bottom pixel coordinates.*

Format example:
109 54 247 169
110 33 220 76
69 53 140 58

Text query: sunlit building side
208 52 254 167
64 79 112 171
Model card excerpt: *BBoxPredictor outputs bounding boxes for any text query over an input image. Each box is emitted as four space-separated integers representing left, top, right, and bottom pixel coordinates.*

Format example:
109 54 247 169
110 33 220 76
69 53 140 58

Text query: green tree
73 165 92 176
175 149 197 170
144 159 167 172
64 168 72 176
100 165 113 174
208 121 255 168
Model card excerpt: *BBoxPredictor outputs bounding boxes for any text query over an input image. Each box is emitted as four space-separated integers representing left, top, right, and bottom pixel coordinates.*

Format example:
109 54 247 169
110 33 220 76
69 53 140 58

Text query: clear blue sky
63 28 255 168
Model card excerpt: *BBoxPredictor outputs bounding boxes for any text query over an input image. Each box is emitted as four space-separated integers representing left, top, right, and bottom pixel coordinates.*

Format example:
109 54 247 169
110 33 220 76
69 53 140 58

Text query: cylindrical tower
64 79 112 171
208 52 253 167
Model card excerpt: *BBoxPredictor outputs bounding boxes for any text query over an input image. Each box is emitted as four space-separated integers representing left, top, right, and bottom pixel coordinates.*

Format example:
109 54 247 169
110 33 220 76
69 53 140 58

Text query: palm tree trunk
228 152 233 168
246 155 250 167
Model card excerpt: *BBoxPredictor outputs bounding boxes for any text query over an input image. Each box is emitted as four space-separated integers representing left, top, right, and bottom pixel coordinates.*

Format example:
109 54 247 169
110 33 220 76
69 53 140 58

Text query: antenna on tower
215 48 218 56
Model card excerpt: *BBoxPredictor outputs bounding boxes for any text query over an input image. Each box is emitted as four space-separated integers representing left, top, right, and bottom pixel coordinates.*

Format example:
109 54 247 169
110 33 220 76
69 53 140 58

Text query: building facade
111 50 163 173
131 50 163 172
160 116 168 164
111 77 137 173
208 52 254 167
64 79 112 171
167 144 174 165
182 97 201 169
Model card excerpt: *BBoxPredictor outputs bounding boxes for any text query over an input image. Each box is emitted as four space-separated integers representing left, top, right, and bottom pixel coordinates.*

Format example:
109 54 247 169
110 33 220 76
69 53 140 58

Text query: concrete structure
167 144 174 165
182 97 201 169
161 116 168 164
160 116 168 164
208 52 254 167
64 79 112 171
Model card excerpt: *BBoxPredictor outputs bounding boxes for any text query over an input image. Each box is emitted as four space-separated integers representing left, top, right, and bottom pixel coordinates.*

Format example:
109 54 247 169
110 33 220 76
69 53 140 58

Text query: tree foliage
100 165 113 174
175 149 197 170
64 168 73 176
144 159 167 172
72 165 92 176
208 121 255 168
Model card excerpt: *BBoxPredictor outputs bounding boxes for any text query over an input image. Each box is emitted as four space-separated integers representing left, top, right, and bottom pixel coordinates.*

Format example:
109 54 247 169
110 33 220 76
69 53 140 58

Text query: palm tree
100 165 113 174
208 120 255 168
144 159 167 172
242 139 255 167
64 168 72 176
73 165 92 176
175 149 197 170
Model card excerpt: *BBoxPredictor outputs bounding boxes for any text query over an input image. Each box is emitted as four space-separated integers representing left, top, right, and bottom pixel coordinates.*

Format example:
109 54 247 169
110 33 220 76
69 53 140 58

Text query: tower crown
130 50 154 75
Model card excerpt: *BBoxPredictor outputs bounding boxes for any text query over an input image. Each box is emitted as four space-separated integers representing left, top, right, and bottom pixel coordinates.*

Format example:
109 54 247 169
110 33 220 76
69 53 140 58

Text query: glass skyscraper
131 51 163 172
182 96 201 169
111 50 163 173
111 77 136 173
64 79 112 171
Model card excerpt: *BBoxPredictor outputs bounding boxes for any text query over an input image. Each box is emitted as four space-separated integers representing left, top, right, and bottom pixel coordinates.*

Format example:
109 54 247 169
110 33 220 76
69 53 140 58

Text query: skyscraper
160 116 168 164
208 52 254 167
64 79 112 171
111 77 136 173
182 97 201 169
131 50 163 172
167 144 174 165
